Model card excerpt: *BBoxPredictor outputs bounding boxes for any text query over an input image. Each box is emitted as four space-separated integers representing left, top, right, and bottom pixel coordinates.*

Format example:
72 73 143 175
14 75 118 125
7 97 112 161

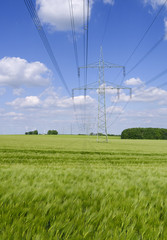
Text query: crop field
0 135 167 239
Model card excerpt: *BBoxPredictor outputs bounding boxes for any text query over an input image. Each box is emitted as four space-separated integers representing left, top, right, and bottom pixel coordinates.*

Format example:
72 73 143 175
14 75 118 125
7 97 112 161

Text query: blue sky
0 0 167 134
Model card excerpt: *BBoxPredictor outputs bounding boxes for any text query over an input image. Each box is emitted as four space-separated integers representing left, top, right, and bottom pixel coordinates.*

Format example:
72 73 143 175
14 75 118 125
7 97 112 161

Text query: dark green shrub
121 128 167 140
47 130 58 135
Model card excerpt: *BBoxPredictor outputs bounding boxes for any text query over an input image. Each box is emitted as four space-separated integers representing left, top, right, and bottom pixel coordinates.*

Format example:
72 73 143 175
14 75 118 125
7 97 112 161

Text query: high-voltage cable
24 0 71 96
82 0 90 97
116 0 167 83
124 0 167 67
126 35 164 76
101 4 113 46
68 0 80 78
109 66 167 127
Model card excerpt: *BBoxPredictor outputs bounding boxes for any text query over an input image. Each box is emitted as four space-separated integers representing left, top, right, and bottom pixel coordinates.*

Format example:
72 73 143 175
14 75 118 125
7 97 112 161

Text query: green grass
0 135 167 239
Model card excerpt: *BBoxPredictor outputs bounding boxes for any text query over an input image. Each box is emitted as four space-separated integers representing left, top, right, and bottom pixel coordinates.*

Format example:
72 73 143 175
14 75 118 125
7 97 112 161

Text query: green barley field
1 135 167 240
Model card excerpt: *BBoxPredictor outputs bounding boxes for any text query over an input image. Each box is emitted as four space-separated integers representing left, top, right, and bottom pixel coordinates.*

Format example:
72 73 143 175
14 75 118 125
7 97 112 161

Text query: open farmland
0 135 167 239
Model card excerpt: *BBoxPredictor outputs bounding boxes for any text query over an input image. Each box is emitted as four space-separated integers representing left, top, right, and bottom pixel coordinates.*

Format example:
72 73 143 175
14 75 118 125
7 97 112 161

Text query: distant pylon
97 47 108 142
72 47 131 143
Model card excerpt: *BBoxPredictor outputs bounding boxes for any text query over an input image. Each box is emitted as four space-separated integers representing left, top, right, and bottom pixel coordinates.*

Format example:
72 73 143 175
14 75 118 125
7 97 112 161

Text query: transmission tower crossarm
79 63 125 69
79 61 126 79
72 86 131 91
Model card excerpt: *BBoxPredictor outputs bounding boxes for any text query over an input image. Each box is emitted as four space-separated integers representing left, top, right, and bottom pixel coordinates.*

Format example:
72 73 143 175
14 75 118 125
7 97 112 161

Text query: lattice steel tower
72 47 131 142
98 47 108 142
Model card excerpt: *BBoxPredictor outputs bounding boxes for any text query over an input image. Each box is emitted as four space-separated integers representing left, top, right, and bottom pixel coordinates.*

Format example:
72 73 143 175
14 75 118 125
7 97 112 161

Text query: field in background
0 135 167 239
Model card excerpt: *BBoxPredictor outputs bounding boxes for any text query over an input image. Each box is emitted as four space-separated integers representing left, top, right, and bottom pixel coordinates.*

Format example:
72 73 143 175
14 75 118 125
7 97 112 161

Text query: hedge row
25 130 38 135
25 130 58 135
121 128 167 140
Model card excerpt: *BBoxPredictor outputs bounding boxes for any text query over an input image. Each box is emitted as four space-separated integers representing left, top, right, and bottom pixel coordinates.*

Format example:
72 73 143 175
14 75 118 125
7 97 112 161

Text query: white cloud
125 77 143 86
116 85 167 104
3 84 167 134
164 18 167 40
96 84 119 95
143 0 167 40
0 57 51 88
40 87 96 108
72 95 95 106
157 107 167 114
132 87 167 103
5 87 97 134
6 87 96 110
36 0 93 31
103 0 115 5
13 88 25 96
42 94 95 109
107 106 124 113
0 111 24 120
7 96 41 108
143 0 167 9
113 92 131 102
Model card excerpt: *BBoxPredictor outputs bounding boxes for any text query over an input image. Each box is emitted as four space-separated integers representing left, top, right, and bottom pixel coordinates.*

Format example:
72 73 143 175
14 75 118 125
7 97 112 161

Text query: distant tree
97 133 105 136
25 130 38 135
47 130 58 135
121 128 167 140
33 130 38 135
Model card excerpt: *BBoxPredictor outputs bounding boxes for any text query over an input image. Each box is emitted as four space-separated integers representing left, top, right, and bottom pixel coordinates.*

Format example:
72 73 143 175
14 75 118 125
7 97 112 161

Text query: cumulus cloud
157 107 167 114
125 77 143 86
4 84 167 134
7 96 41 108
0 57 51 88
96 84 119 95
103 0 115 5
164 18 167 40
143 0 167 9
36 0 93 31
0 111 24 120
13 88 25 96
143 0 167 40
116 85 167 104
43 94 95 109
107 106 124 113
6 87 96 110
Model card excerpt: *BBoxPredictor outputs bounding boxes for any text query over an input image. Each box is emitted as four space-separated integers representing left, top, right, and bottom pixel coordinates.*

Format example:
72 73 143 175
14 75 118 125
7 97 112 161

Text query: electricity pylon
72 47 131 142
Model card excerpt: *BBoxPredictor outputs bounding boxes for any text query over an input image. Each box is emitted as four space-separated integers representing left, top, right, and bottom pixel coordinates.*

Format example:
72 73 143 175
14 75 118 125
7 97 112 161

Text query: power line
109 66 167 127
85 0 90 90
107 100 131 128
104 1 167 129
101 4 113 46
116 0 167 84
118 34 164 88
82 0 90 96
126 35 164 76
136 67 167 92
83 0 86 93
68 0 80 75
124 0 167 67
24 0 71 96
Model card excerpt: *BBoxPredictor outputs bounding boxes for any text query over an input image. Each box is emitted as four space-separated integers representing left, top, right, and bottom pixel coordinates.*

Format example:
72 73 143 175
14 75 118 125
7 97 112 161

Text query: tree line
25 130 58 135
121 128 167 140
25 130 38 135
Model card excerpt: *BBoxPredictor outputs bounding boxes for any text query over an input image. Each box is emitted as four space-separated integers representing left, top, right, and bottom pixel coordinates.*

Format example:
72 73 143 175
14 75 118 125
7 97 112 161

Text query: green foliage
1 135 167 239
25 130 38 135
47 129 58 135
121 127 167 140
